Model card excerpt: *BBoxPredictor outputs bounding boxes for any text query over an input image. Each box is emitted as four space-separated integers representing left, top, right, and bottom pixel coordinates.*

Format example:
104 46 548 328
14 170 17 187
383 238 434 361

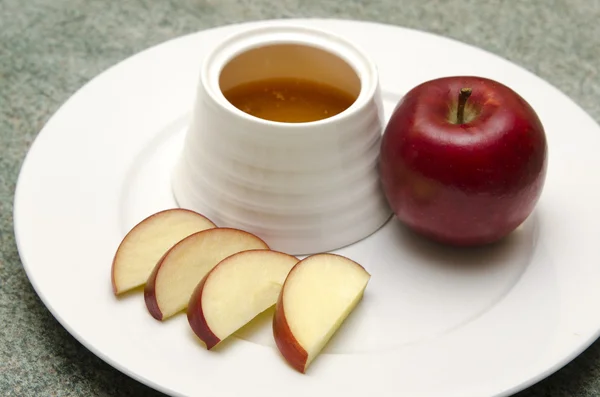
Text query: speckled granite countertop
2 0 600 395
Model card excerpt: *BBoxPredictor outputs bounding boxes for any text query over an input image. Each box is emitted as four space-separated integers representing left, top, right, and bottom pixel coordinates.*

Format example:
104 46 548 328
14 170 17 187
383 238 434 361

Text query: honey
222 77 356 123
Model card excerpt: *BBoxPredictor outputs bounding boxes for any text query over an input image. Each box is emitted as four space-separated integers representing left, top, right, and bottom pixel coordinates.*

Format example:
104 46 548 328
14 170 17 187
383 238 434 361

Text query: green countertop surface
2 0 600 395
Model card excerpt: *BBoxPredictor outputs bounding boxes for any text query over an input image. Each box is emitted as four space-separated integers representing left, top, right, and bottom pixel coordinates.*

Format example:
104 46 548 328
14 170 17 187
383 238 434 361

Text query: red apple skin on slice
187 284 219 349
144 228 269 321
273 253 371 373
273 293 307 373
187 249 299 349
111 208 216 295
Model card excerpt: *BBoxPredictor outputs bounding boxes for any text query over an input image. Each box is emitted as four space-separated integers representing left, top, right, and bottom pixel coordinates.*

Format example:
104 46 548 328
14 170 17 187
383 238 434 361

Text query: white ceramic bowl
172 24 392 255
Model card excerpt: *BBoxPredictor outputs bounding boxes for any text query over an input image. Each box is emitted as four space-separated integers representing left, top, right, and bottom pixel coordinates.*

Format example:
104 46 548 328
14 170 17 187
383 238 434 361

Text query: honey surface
222 78 356 123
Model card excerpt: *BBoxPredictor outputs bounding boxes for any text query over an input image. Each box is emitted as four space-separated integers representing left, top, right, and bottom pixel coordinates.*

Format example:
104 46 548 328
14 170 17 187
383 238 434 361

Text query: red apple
379 76 548 246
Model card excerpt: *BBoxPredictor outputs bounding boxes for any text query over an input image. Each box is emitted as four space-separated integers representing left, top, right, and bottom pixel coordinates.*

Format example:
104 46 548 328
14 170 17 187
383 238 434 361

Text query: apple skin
272 277 308 374
187 272 221 350
379 76 548 246
143 250 169 321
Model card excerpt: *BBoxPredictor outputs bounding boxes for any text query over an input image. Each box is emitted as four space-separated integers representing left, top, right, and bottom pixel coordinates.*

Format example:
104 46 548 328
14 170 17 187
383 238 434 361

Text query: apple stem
457 88 472 124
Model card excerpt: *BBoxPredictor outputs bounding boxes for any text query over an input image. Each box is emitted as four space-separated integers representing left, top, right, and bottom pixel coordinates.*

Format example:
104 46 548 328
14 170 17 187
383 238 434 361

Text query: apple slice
273 253 370 373
187 249 299 349
144 228 269 321
111 209 216 295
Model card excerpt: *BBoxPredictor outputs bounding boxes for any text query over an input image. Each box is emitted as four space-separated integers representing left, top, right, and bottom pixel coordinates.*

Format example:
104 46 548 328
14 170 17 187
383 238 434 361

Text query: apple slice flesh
111 209 216 295
144 228 269 321
273 253 370 373
187 249 299 349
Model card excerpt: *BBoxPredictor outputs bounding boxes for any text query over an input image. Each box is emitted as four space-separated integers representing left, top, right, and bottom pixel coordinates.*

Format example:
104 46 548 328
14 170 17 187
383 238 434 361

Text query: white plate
13 19 600 397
